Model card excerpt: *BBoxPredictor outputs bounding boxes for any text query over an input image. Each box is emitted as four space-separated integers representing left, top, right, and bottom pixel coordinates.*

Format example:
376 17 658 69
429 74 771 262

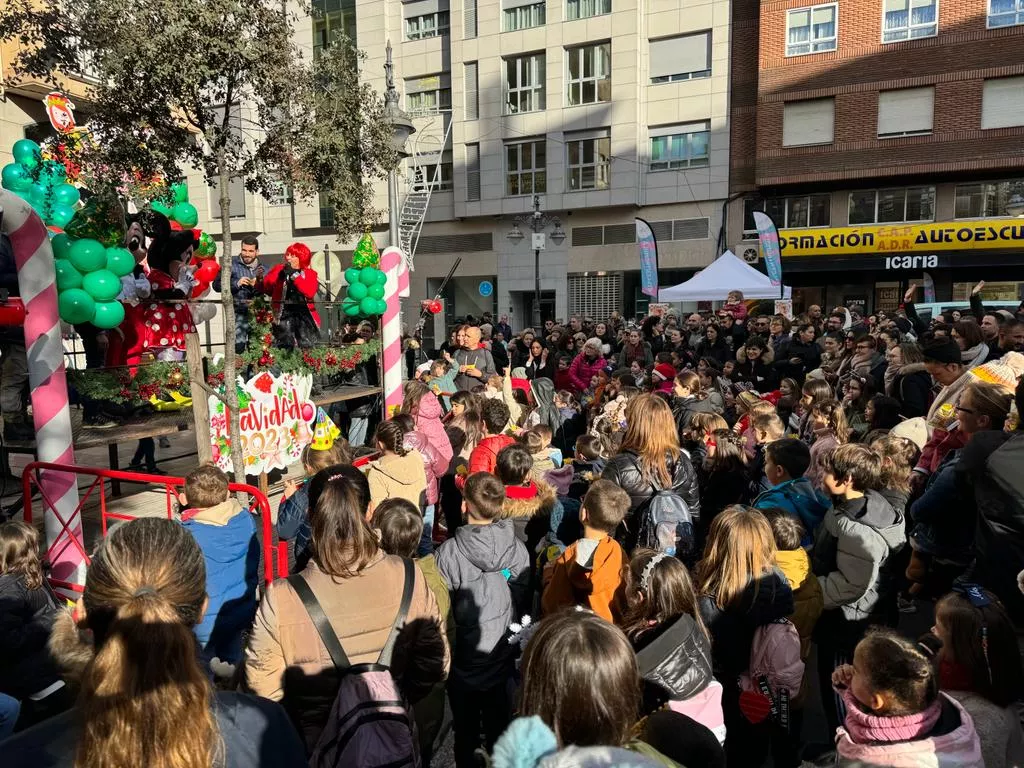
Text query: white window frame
566 0 611 21
566 42 611 107
505 140 547 196
405 11 450 40
649 122 710 171
649 32 712 84
988 0 1024 28
566 134 611 191
504 53 545 114
881 0 938 42
412 153 454 192
266 180 293 207
406 87 452 115
848 186 936 225
785 3 838 57
503 2 545 31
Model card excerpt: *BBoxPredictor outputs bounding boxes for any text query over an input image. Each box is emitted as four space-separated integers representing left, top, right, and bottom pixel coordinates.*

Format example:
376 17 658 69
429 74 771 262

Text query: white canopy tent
658 251 791 302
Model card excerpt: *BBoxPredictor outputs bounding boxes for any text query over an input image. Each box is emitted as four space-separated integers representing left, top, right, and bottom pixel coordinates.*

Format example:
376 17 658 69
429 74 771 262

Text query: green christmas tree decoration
351 232 379 268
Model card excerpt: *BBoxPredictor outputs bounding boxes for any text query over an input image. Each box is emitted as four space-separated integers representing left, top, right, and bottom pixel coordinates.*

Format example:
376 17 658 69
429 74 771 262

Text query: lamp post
505 194 566 329
384 41 415 251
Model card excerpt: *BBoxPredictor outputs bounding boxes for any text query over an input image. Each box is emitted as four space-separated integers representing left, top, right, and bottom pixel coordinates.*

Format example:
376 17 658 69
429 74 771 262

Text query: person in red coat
262 242 321 348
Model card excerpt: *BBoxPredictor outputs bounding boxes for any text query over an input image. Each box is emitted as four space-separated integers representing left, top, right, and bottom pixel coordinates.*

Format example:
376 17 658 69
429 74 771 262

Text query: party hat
310 407 341 451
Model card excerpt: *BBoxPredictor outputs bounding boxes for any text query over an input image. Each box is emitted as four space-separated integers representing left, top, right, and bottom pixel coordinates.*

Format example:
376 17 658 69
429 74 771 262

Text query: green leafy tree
0 0 397 483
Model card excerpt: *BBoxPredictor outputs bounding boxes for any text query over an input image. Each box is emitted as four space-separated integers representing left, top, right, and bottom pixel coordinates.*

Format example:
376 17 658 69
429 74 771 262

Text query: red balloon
191 280 210 299
196 260 220 282
428 300 442 315
169 220 183 231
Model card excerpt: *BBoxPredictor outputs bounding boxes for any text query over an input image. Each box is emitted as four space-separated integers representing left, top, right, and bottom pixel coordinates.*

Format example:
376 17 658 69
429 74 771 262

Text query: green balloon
347 282 368 301
68 238 107 273
82 269 122 302
1 163 31 192
58 288 96 325
11 139 41 170
343 302 361 317
375 298 388 315
151 200 173 216
28 182 49 206
171 201 198 228
344 267 360 284
55 259 83 291
359 296 377 315
105 247 135 278
51 233 74 261
52 184 80 207
39 160 66 187
172 182 189 203
359 267 378 286
50 203 76 229
375 270 388 286
92 301 126 330
368 284 385 300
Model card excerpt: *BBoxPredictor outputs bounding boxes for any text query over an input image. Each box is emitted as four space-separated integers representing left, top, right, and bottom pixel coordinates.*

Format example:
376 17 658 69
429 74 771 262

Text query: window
505 53 545 114
312 0 356 58
989 0 1024 28
465 0 477 36
649 122 710 170
649 32 711 83
412 152 454 192
786 4 837 56
266 180 293 207
566 43 611 106
504 0 545 30
882 0 937 41
405 74 452 114
565 131 610 191
506 140 547 196
954 179 1024 218
782 99 835 146
566 0 610 20
744 195 831 232
877 87 934 137
405 11 450 39
981 77 1024 129
465 62 479 120
466 144 481 201
848 187 935 224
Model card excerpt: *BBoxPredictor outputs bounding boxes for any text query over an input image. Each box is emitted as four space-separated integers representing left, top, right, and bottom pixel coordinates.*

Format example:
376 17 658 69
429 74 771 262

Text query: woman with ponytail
366 419 428 509
5 517 305 767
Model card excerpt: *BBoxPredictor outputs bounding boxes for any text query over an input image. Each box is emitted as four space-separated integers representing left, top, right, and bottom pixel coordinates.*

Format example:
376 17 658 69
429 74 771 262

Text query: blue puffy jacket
753 477 831 546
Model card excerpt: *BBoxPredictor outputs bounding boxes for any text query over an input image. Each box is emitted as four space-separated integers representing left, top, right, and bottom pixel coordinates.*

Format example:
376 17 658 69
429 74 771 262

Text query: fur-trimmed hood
500 479 557 520
47 608 95 681
736 342 775 365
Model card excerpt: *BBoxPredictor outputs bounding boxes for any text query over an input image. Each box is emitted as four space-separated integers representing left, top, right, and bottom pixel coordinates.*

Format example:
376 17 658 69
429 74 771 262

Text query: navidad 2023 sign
209 371 316 474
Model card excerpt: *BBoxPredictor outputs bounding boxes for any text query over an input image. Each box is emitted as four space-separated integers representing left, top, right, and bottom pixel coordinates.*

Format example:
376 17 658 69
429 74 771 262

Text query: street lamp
384 40 416 251
1006 193 1024 218
505 194 565 328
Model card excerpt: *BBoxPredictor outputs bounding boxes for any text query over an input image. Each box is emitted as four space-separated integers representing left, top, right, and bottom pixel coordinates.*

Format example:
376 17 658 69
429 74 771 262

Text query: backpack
738 618 804 731
635 467 695 558
287 559 421 768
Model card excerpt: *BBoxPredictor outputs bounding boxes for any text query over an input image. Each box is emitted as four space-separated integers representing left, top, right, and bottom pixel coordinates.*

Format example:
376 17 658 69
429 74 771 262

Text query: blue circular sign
478 280 493 297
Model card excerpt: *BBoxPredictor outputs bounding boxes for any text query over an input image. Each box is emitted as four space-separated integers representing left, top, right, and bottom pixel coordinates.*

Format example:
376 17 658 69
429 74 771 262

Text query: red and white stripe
1 190 83 590
380 246 408 418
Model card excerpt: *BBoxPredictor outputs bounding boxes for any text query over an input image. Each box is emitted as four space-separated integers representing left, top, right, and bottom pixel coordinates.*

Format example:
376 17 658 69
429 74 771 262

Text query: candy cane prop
1 190 84 589
380 246 409 418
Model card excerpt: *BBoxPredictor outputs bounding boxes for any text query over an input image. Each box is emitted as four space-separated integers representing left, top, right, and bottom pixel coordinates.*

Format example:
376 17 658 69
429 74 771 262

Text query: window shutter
649 32 710 79
877 87 934 136
464 0 478 38
466 144 481 201
504 0 539 8
981 76 1024 129
782 99 834 146
464 62 479 120
404 0 445 16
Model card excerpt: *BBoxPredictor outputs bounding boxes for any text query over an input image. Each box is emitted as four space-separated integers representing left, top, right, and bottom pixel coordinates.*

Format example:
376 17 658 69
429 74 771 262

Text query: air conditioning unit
736 241 760 264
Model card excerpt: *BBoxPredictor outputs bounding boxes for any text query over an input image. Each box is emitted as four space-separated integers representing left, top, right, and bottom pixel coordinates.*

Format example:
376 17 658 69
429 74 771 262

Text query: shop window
786 4 838 56
848 186 935 225
954 179 1024 218
744 194 831 233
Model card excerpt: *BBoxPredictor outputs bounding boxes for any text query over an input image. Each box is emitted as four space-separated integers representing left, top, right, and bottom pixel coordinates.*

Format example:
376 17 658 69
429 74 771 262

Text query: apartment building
728 0 1024 314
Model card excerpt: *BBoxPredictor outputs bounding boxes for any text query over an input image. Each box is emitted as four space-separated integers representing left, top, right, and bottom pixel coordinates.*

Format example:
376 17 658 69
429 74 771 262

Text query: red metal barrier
22 462 287 595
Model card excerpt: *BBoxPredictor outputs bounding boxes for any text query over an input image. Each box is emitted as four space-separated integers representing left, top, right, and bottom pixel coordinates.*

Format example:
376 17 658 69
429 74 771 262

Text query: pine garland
69 362 189 405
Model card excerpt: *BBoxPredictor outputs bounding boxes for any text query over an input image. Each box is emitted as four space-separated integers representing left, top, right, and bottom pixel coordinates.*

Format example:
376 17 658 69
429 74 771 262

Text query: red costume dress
262 243 320 348
141 268 196 353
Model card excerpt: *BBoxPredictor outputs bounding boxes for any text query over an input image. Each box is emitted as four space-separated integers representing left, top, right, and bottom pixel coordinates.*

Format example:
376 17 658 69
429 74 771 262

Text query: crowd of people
2 283 1024 767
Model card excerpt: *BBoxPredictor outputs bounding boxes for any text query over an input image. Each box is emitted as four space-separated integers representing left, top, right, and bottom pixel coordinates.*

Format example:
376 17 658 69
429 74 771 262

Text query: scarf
621 342 646 365
840 688 943 745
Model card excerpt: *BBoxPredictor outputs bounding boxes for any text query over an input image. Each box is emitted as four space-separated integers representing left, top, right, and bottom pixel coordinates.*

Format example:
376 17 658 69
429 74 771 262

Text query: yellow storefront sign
778 219 1024 257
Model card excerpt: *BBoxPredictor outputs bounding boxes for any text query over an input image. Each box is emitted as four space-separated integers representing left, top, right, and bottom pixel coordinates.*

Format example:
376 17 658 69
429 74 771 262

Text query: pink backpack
288 560 420 768
738 618 804 731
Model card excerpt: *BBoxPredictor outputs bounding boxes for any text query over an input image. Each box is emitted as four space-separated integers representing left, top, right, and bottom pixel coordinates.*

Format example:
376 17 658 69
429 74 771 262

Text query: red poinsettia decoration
253 372 275 393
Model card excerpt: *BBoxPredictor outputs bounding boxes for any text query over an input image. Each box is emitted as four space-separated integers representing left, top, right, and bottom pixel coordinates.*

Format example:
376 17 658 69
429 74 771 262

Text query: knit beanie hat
922 338 961 365
969 351 1024 393
652 363 677 382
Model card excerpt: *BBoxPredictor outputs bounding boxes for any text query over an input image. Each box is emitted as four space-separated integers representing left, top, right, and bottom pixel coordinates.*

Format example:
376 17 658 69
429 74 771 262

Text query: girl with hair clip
7 518 306 767
683 412 729 470
806 399 849 492
695 506 794 766
830 628 983 767
625 550 727 751
366 420 427 510
698 430 749 533
928 585 1024 767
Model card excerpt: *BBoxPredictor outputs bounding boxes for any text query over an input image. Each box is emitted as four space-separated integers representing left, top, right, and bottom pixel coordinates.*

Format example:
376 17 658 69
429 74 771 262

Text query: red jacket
262 245 320 327
457 434 516 488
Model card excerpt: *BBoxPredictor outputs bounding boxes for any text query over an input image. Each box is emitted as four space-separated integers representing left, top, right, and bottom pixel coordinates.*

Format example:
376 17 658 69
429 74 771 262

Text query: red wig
285 242 312 268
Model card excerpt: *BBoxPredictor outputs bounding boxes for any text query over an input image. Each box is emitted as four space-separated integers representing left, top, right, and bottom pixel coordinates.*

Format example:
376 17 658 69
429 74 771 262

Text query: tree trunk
217 150 246 489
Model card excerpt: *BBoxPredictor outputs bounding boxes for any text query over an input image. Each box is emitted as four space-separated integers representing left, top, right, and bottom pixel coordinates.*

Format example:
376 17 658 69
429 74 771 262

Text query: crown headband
639 552 669 591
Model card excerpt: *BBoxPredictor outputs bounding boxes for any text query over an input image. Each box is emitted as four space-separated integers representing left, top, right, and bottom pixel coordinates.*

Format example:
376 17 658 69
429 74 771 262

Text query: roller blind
981 76 1024 129
877 87 934 136
504 0 541 8
464 62 479 120
649 32 710 79
466 144 480 201
782 98 834 147
464 0 477 37
404 0 447 16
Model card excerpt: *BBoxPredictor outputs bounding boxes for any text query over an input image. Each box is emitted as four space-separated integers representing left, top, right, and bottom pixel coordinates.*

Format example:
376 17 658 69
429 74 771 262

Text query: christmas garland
69 362 189 405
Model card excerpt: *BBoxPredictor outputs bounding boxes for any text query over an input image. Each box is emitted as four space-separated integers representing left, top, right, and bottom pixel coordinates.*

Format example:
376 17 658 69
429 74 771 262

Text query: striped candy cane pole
1 190 84 591
380 246 409 418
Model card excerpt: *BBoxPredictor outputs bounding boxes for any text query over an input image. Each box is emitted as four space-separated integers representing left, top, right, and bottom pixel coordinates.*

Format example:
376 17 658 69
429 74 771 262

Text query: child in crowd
427 358 457 408
806 399 849 492
366 420 427 510
522 429 556 479
762 510 823 659
754 437 831 545
435 473 529 768
394 409 448 554
831 629 983 766
496 443 561 556
813 444 906 736
0 521 68 729
684 412 730 469
372 498 454 765
567 434 608 501
698 429 748 534
798 378 834 444
542 479 629 621
624 549 726 747
722 290 748 321
869 435 916 518
748 411 786 496
179 464 259 666
531 423 563 467
930 586 1024 767
461 399 515 485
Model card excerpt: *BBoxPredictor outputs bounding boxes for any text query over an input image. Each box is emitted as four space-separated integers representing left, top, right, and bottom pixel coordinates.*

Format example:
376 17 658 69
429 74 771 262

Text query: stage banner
753 211 783 289
636 218 659 298
209 371 316 474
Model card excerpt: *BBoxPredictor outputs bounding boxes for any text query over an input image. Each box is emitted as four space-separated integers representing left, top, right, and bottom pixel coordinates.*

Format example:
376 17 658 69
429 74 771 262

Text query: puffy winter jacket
403 429 445 506
893 363 933 419
602 449 701 534
775 548 823 659
634 613 715 706
567 352 606 393
413 391 453 471
366 450 428 509
542 536 626 622
0 574 62 699
671 395 716 437
753 477 831 545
